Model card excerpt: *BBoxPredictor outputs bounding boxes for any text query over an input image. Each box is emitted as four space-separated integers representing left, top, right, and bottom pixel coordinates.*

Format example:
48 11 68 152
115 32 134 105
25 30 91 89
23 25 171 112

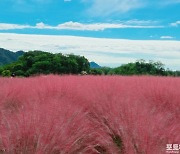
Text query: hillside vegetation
0 49 179 77
0 75 179 153
0 50 90 77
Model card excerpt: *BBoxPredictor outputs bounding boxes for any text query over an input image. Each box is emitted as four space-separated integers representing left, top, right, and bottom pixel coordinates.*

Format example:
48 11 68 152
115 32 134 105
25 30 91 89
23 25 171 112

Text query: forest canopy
0 51 90 77
0 50 179 77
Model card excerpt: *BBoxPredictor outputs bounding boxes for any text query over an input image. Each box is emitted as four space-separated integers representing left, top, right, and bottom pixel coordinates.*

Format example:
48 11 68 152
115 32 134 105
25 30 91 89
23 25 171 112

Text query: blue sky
0 0 180 39
0 0 180 69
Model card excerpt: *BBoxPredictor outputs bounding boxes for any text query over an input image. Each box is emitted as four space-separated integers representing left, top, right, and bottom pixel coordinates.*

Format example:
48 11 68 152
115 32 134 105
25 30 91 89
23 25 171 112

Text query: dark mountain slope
90 61 101 68
0 48 24 65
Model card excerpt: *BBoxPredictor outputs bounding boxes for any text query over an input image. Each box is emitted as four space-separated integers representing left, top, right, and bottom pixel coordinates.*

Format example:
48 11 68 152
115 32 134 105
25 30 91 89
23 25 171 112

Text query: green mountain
0 48 24 65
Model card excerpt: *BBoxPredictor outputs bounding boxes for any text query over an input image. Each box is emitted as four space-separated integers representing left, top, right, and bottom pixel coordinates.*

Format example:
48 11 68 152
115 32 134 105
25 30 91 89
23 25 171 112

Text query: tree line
0 51 179 77
90 59 180 76
0 51 90 77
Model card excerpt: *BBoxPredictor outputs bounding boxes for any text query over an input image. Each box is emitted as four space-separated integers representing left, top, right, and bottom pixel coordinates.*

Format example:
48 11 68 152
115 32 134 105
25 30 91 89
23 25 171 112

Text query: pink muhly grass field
0 75 179 154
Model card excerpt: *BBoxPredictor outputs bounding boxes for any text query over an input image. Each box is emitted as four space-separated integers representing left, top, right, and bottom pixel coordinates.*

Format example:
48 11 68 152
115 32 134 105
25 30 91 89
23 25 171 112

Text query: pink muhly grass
0 75 179 154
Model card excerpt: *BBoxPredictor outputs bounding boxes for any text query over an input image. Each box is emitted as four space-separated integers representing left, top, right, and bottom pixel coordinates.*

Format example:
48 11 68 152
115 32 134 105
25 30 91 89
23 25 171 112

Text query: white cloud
0 23 32 30
56 21 162 31
170 21 180 27
35 22 53 29
82 0 180 17
160 36 174 39
0 21 163 31
84 0 145 16
124 19 159 25
0 33 180 69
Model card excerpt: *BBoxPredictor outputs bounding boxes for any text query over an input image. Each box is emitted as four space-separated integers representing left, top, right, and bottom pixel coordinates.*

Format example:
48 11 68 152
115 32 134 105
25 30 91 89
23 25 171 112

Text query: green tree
2 70 11 77
0 66 3 75
112 60 167 76
0 51 90 76
90 68 103 75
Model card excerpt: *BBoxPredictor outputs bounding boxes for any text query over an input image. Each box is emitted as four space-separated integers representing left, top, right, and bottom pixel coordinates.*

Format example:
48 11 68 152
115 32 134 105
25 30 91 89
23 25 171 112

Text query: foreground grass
0 75 179 154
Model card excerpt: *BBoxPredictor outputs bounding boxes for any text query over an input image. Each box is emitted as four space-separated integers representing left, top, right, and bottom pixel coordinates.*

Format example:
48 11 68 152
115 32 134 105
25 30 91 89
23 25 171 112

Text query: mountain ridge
90 61 101 68
0 48 25 65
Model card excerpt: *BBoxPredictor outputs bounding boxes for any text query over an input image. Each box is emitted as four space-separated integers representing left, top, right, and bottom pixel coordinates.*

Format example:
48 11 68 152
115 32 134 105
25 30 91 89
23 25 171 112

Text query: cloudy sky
0 0 180 69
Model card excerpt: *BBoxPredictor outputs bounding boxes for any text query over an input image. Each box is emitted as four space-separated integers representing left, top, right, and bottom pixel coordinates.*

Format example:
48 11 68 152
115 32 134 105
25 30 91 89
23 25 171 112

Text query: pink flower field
0 75 179 154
